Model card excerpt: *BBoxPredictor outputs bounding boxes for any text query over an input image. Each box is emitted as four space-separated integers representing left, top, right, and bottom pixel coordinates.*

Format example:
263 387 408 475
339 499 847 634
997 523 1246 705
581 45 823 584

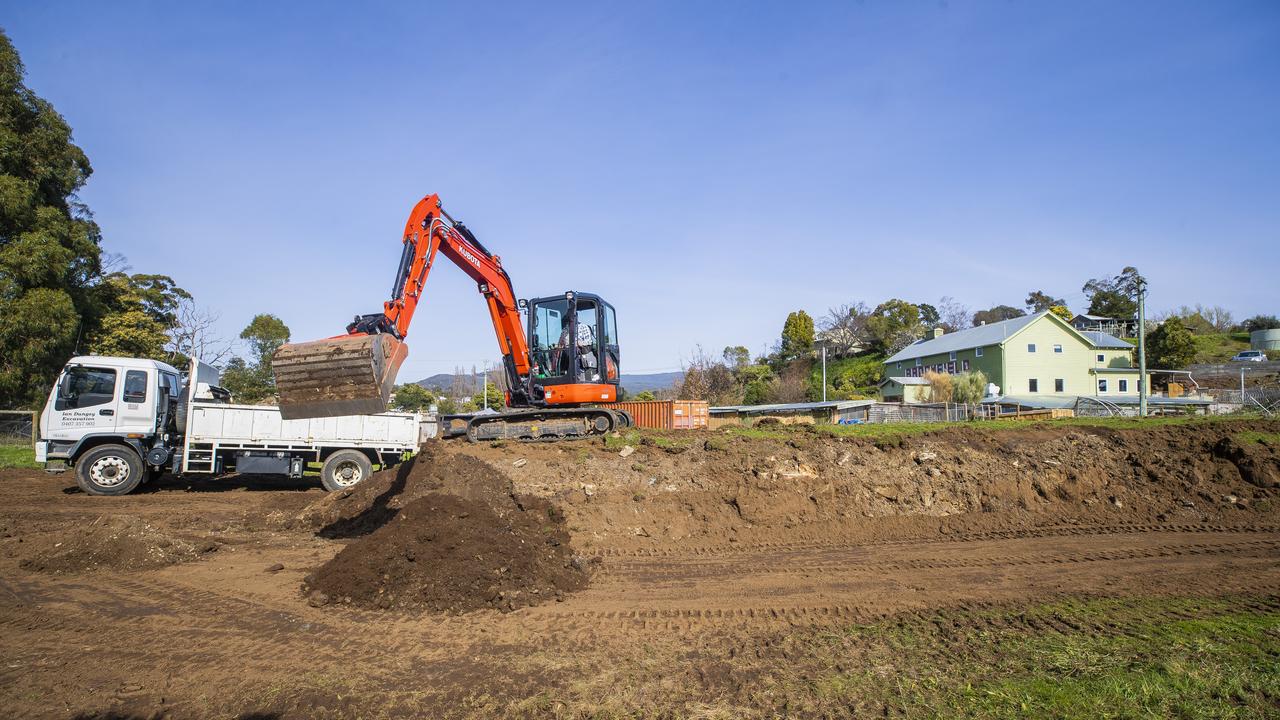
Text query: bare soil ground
1 419 1278 718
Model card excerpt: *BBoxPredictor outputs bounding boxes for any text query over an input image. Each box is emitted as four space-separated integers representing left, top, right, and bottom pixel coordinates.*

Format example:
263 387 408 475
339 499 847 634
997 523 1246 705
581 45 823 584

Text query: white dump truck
36 355 421 496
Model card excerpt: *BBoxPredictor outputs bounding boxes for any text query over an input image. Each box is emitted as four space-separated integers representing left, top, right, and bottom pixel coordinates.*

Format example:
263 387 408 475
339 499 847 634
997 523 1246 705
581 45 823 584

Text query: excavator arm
272 194 531 419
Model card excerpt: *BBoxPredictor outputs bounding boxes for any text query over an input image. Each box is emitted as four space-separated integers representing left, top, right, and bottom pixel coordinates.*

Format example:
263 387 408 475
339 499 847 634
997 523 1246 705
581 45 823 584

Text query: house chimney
933 327 944 339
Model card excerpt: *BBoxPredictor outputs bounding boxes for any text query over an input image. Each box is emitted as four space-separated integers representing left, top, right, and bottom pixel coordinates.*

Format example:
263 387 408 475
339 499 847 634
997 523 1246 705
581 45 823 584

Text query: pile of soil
19 515 205 573
461 419 1280 551
299 443 588 613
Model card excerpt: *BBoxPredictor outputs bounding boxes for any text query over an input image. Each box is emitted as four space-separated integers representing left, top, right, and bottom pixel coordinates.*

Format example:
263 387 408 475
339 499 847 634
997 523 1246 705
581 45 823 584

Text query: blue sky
5 1 1278 379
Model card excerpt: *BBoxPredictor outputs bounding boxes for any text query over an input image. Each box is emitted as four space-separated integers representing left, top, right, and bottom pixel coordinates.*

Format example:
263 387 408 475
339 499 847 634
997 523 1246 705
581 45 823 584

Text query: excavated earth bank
462 420 1280 552
299 444 588 612
297 421 1280 614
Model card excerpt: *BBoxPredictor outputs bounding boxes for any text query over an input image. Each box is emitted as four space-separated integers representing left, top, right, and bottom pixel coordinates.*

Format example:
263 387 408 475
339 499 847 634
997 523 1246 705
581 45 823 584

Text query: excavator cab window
530 299 570 379
574 299 599 382
601 303 619 382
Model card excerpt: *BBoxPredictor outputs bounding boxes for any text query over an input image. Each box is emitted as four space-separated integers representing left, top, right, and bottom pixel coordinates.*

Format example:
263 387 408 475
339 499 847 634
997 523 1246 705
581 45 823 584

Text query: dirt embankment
461 420 1280 552
297 444 588 612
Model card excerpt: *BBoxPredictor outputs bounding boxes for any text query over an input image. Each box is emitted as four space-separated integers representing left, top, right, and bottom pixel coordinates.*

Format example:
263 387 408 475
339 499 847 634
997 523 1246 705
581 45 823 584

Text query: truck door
117 368 155 435
47 365 120 439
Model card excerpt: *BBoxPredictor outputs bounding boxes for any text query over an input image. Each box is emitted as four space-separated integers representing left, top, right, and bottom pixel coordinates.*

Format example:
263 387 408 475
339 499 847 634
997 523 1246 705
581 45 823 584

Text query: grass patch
0 444 37 469
1236 430 1280 446
603 429 642 451
1192 332 1252 364
789 596 1280 719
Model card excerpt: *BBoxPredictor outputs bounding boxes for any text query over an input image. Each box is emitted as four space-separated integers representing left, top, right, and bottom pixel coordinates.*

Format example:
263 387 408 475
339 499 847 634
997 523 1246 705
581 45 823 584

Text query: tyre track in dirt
587 522 1280 558
7 529 1276 660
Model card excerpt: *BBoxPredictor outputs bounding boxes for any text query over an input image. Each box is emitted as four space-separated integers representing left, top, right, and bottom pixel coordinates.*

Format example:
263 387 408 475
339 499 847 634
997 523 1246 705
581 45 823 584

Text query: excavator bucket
271 334 408 420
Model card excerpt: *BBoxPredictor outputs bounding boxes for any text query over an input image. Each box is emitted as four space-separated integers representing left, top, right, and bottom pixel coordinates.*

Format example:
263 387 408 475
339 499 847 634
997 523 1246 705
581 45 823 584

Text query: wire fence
0 411 37 447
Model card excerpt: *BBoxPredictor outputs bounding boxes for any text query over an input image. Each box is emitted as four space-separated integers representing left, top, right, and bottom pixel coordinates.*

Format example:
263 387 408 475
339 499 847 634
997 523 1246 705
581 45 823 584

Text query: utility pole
821 345 828 402
1137 277 1148 417
483 362 488 410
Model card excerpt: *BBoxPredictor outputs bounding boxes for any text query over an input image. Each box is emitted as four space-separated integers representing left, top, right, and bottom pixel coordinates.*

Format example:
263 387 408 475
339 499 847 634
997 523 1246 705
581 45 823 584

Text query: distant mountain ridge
412 370 683 394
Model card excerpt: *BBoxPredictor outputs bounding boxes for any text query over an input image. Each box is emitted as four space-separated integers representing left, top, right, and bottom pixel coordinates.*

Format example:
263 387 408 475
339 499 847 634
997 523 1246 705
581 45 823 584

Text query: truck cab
39 356 186 484
38 356 420 496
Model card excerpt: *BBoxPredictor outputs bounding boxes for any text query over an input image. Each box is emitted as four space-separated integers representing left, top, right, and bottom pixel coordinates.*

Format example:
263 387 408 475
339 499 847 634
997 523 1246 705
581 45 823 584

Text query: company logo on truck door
457 247 482 268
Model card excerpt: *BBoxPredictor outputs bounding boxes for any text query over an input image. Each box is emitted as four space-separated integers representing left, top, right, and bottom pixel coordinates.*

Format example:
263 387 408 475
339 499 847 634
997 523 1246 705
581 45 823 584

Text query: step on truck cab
37 356 421 496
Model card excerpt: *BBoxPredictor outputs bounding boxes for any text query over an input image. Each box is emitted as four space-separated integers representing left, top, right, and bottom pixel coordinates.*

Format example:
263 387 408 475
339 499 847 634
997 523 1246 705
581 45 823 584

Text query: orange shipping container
609 400 709 430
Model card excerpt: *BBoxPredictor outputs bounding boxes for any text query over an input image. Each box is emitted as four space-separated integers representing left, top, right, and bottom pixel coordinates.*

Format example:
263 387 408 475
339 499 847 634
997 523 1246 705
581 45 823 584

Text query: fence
865 402 974 424
0 410 37 447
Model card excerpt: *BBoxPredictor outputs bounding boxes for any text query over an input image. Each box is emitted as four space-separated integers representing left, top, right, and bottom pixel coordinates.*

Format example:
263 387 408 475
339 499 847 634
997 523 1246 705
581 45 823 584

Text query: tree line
679 265 1277 405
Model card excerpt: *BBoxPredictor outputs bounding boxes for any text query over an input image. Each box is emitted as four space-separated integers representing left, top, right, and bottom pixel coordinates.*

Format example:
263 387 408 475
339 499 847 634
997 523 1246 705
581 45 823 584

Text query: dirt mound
299 443 588 612
460 419 1280 552
19 515 206 573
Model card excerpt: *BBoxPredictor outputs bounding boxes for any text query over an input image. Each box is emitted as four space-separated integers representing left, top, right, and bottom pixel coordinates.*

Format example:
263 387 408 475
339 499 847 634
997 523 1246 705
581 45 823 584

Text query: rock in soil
299 443 587 613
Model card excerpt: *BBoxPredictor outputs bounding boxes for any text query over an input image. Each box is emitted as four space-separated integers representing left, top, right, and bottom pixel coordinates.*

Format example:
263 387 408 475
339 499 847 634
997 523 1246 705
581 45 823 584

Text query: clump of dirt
19 515 205 573
299 443 588 612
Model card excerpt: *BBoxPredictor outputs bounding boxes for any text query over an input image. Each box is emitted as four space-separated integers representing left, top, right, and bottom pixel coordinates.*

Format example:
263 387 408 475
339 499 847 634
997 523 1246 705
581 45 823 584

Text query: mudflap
271 334 408 420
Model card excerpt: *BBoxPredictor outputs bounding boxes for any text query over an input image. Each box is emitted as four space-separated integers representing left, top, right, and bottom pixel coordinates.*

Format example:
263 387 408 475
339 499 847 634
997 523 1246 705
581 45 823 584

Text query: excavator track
460 408 632 443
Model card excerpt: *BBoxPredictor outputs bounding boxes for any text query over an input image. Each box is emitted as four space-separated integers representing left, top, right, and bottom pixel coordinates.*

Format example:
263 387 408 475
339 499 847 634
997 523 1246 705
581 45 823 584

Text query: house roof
1079 331 1133 349
880 376 930 386
884 314 1040 363
884 312 1134 364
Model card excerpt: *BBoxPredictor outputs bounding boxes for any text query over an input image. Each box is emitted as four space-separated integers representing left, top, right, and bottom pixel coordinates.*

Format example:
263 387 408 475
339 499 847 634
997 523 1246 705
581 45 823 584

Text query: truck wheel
76 444 145 496
320 450 373 492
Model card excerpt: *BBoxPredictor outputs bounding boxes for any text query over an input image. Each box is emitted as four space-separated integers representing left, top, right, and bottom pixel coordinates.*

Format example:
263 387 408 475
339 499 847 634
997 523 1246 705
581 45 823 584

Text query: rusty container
610 400 709 430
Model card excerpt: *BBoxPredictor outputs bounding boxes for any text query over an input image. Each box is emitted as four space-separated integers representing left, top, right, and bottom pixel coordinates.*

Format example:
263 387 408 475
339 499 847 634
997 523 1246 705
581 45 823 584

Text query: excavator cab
526 291 620 405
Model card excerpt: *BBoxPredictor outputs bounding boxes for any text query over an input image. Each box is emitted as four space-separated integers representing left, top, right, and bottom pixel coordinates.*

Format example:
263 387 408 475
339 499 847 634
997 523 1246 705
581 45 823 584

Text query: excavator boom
272 194 529 420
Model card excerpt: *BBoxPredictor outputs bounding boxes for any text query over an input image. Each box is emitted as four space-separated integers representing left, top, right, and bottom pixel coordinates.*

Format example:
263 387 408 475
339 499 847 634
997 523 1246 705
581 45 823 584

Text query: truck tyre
76 444 145 496
320 450 373 492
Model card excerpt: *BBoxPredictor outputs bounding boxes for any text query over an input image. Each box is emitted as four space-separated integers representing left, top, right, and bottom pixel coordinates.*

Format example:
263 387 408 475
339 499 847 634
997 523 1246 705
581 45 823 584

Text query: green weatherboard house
883 311 1147 401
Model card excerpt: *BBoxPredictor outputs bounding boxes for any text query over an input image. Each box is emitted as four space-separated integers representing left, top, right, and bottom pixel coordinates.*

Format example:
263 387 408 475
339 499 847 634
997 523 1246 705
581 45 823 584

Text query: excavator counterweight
272 334 407 419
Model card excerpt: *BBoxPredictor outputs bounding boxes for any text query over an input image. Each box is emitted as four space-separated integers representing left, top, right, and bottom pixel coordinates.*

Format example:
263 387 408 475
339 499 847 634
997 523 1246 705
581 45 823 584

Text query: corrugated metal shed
710 400 874 414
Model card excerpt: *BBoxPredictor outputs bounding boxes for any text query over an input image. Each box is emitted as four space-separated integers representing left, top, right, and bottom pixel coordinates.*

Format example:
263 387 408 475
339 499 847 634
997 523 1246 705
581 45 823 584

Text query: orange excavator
271 194 630 441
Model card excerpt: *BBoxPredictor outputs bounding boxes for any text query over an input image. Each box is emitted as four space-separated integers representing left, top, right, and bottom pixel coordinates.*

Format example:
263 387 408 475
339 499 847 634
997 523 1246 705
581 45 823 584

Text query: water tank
1251 329 1280 351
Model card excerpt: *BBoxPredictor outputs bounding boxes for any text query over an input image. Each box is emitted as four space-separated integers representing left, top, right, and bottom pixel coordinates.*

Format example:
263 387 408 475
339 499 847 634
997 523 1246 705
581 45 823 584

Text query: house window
896 362 901 370
1054 379 1064 392
1029 379 1038 393
1027 343 1036 353
915 358 922 367
1119 379 1129 392
1098 379 1108 393
975 347 984 357
1097 354 1104 362
949 351 956 361
1053 344 1062 353
963 360 970 371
